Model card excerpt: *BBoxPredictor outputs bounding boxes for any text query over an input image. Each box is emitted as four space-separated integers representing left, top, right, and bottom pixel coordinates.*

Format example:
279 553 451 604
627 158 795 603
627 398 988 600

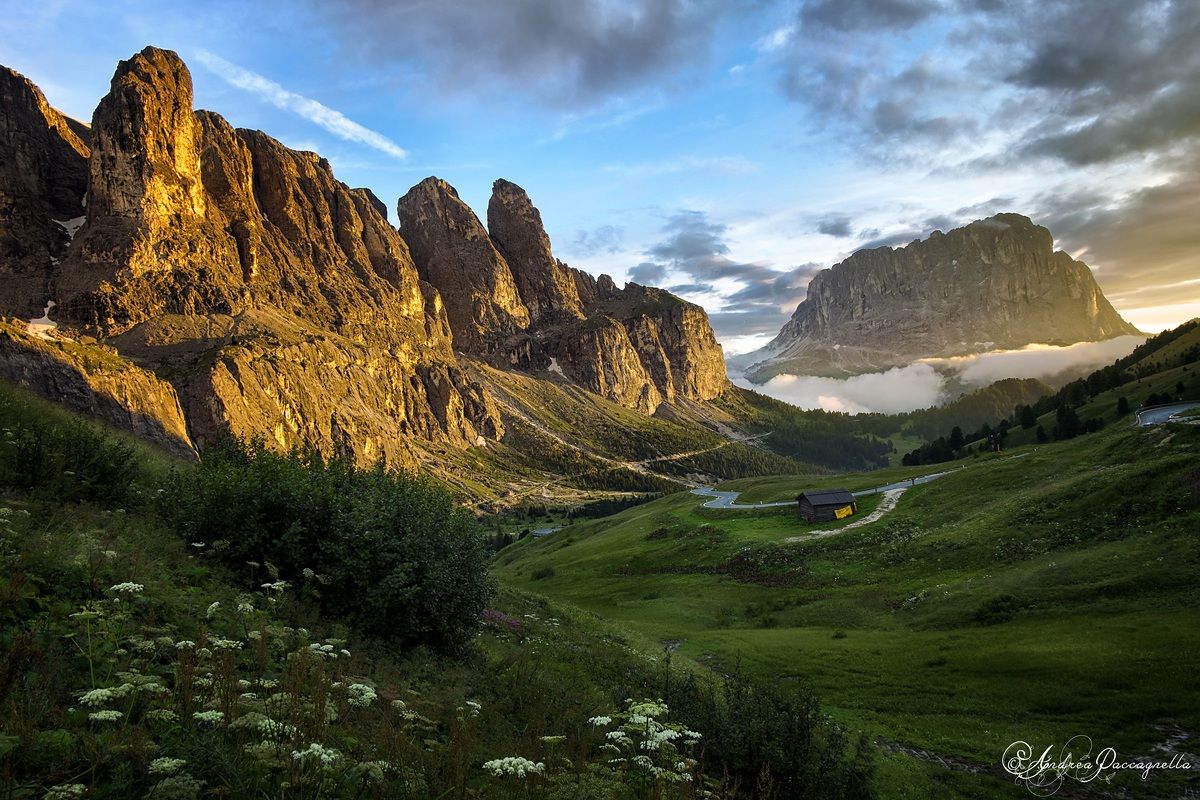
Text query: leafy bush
530 566 556 581
0 388 139 505
974 594 1020 625
162 438 492 652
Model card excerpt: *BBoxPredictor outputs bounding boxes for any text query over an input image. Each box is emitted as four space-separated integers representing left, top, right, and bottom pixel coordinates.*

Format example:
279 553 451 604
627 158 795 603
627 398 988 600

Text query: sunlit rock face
0 46 730 464
400 176 728 412
752 213 1140 379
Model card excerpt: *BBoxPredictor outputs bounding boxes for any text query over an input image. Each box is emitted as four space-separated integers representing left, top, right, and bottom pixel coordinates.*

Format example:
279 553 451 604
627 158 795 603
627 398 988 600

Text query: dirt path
785 487 907 541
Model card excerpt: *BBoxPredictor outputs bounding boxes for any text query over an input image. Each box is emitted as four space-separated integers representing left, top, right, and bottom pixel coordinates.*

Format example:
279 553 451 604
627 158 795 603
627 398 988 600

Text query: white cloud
193 49 407 159
741 336 1148 414
921 336 1145 387
736 363 946 414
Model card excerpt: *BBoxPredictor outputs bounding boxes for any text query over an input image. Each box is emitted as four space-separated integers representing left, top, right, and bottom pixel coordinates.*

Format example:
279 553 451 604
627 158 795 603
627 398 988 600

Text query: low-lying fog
733 336 1145 415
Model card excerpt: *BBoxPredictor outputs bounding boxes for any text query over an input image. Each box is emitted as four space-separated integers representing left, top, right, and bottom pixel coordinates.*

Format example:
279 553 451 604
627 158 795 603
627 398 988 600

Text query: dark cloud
777 0 1200 167
305 0 735 108
569 225 624 257
799 0 939 31
639 210 819 340
667 283 716 295
815 214 853 237
628 261 668 285
1032 162 1200 299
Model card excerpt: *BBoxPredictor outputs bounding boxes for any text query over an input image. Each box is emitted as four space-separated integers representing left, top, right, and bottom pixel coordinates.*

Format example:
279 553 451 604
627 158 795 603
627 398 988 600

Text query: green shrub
0 389 139 505
530 566 556 581
162 438 492 652
974 594 1020 625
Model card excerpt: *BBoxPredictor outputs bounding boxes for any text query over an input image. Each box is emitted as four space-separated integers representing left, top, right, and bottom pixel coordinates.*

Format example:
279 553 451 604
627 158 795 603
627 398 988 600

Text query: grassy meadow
495 418 1200 798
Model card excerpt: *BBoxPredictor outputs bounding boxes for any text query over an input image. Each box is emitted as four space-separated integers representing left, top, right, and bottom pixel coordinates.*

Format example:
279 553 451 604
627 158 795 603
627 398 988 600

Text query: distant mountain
0 47 747 500
744 214 1140 380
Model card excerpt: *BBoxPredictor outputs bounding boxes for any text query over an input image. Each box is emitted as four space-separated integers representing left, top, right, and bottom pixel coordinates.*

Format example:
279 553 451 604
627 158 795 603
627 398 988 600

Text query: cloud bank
744 336 1145 414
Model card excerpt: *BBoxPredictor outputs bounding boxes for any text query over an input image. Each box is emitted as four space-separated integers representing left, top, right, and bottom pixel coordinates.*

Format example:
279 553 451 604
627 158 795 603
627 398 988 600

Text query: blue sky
4 0 1198 353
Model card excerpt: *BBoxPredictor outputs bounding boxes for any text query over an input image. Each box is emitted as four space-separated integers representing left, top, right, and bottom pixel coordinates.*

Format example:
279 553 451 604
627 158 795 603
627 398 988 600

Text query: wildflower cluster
590 699 701 785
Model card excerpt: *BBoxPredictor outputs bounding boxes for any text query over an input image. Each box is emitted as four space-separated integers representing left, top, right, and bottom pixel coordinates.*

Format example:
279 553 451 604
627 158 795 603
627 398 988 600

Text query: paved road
1136 402 1200 426
691 467 958 509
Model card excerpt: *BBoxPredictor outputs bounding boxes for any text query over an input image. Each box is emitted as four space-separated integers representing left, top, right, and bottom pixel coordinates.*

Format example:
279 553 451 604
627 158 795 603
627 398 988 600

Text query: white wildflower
88 709 122 722
205 602 220 619
109 582 144 594
148 757 187 776
175 640 195 650
482 756 545 778
292 742 340 765
192 710 224 725
348 681 374 705
146 709 179 723
588 715 612 727
43 785 85 800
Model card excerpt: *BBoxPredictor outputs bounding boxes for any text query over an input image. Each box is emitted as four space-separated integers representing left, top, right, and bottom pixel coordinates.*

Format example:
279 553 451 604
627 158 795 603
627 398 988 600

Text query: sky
3 0 1198 358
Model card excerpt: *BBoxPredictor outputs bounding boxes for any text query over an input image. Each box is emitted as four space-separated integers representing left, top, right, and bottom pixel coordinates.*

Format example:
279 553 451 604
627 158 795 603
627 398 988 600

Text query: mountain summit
745 213 1139 380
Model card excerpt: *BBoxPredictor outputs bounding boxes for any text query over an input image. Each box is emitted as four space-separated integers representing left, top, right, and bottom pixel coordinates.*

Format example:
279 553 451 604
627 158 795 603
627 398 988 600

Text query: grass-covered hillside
495 416 1200 799
0 381 874 800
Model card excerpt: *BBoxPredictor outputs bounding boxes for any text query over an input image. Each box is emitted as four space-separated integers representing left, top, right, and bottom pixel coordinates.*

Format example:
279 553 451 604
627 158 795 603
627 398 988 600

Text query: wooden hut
796 489 856 522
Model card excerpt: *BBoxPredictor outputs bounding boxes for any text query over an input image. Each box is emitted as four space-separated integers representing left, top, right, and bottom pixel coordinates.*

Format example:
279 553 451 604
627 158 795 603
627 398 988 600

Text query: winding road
1136 402 1200 426
690 468 957 510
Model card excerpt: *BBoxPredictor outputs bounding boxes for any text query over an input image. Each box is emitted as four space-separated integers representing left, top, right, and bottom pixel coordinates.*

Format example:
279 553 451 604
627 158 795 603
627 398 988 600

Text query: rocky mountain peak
397 177 531 353
89 47 205 221
487 179 584 324
750 212 1140 379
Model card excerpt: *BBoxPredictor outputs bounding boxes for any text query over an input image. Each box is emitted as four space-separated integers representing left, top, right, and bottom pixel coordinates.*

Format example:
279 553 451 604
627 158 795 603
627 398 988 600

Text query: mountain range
0 47 748 500
0 46 1141 502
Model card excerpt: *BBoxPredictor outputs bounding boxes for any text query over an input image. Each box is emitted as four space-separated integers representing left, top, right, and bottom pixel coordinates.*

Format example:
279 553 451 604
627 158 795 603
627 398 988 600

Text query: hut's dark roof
796 488 856 506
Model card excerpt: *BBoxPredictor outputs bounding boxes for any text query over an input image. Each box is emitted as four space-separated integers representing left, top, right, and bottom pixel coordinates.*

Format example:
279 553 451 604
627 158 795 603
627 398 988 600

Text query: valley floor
495 421 1200 799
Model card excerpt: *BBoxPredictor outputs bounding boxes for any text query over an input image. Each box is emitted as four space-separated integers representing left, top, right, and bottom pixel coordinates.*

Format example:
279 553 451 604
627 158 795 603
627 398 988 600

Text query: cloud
800 0 940 31
921 336 1145 387
304 0 736 108
1031 161 1200 299
736 363 946 414
628 261 668 285
193 50 407 159
742 336 1146 414
815 214 853 237
773 0 1200 173
569 225 624 257
637 210 819 343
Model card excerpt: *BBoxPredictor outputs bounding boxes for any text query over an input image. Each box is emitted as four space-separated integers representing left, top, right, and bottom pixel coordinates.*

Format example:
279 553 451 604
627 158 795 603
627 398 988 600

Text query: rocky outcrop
0 46 732 477
752 213 1140 378
400 177 729 411
396 177 530 353
40 47 501 461
0 66 89 318
487 179 583 324
0 322 194 458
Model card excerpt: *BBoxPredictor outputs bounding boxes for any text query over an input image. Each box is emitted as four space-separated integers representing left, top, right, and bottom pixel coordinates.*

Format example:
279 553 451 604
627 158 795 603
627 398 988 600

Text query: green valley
495 406 1200 798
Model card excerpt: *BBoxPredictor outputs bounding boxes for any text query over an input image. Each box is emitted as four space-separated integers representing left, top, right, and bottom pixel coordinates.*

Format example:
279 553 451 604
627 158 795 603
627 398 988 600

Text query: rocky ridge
748 214 1140 379
0 46 730 479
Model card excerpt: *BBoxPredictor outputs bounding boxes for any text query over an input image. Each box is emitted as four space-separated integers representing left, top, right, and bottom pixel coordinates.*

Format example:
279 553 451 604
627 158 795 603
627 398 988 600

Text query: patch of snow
27 300 58 340
548 357 565 377
55 216 86 240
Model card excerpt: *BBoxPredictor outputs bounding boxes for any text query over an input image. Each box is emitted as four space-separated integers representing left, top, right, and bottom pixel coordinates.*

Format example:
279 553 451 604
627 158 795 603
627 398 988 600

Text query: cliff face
0 46 731 474
47 47 501 462
487 179 584 324
398 176 728 410
0 67 90 318
754 214 1140 378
